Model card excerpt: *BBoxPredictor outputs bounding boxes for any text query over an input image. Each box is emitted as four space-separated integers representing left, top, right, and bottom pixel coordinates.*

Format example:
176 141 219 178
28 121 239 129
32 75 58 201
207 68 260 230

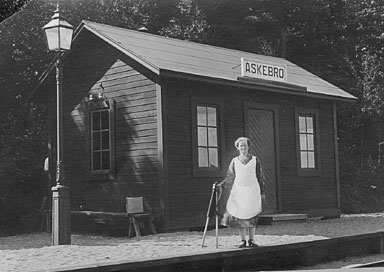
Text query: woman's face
237 140 249 155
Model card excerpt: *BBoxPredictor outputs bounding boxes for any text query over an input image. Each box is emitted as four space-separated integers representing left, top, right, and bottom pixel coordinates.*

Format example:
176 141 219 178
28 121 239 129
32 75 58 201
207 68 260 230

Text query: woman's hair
234 137 251 148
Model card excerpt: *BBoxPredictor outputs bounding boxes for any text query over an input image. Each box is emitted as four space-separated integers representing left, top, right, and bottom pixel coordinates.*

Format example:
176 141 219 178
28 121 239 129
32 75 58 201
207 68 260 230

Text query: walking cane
201 183 217 248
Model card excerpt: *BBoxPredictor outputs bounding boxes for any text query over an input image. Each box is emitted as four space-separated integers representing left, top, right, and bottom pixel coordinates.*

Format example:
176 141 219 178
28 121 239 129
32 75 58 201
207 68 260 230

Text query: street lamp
43 5 73 245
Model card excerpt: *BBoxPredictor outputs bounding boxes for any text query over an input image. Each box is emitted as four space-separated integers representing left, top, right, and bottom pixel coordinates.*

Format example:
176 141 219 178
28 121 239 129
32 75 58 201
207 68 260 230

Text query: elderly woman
217 137 265 248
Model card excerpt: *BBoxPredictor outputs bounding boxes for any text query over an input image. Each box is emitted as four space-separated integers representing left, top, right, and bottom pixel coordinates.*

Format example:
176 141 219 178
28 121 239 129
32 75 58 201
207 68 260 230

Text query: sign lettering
241 57 287 82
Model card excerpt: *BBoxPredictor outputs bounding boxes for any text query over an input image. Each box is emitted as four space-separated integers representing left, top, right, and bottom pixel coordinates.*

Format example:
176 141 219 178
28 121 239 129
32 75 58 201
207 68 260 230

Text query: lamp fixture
43 4 74 52
89 93 107 102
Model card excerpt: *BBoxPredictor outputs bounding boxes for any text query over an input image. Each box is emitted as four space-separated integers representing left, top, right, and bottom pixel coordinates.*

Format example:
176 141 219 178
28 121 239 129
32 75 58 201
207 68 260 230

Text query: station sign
241 57 287 82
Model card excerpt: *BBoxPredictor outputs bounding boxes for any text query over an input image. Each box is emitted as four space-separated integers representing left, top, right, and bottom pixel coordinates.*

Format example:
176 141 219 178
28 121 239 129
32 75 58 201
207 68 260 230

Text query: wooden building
33 21 356 231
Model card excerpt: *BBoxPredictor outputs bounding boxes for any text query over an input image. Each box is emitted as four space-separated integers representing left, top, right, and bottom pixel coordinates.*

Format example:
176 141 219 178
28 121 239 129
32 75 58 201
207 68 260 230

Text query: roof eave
159 69 357 103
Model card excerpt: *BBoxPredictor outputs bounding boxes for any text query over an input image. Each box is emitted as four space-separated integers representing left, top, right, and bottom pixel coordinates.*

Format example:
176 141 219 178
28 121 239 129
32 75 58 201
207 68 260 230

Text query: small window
299 115 315 168
91 109 111 172
295 107 321 176
192 97 225 177
197 105 219 168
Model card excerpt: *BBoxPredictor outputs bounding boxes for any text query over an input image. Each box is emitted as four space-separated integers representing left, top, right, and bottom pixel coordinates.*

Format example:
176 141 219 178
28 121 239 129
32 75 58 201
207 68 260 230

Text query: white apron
226 156 262 219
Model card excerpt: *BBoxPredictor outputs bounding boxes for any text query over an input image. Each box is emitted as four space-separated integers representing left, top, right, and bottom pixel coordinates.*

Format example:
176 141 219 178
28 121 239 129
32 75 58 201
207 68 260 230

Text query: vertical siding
51 31 160 215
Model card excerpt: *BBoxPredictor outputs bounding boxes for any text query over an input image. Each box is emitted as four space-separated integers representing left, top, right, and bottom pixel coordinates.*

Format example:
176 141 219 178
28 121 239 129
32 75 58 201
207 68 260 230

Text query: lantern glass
44 26 73 52
45 27 60 51
59 27 73 51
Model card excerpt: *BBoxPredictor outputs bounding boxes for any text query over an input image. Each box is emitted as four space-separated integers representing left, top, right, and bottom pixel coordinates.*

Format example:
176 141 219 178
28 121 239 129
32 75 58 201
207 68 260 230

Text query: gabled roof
81 21 356 102
32 20 357 102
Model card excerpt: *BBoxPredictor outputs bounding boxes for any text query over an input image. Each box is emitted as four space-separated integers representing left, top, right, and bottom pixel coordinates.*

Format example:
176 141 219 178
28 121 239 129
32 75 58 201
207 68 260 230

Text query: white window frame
295 107 321 176
191 97 225 177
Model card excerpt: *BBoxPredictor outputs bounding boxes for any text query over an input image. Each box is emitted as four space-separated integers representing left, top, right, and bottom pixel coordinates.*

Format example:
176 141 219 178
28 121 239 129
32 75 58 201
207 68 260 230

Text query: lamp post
43 5 73 245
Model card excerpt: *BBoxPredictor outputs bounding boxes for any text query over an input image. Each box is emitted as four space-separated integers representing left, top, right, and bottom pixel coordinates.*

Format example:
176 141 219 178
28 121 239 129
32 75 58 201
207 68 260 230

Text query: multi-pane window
298 115 316 169
197 105 219 168
91 109 111 172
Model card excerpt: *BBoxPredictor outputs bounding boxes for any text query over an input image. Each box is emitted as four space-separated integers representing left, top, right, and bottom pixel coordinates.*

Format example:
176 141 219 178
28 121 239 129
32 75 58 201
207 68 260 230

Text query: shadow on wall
60 41 160 225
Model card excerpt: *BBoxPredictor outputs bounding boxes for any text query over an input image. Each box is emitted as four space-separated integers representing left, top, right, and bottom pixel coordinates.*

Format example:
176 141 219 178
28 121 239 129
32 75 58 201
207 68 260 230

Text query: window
192 97 225 177
197 105 219 168
299 115 315 168
91 109 111 172
87 98 115 180
295 107 321 176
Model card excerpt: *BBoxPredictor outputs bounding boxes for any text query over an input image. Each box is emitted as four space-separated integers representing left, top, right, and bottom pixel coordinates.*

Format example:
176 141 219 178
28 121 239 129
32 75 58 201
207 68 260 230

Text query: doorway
245 103 280 214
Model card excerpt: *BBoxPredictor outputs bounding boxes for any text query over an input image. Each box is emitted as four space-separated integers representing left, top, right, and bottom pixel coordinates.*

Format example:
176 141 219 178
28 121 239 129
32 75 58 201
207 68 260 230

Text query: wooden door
246 106 278 214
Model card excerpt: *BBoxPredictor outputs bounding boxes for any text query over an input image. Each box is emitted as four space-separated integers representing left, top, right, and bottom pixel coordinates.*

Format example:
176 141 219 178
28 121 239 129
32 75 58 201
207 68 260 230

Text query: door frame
244 102 282 213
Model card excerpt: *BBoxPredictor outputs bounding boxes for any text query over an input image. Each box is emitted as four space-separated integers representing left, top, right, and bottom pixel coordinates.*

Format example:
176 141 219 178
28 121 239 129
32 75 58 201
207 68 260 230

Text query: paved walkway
1 214 384 271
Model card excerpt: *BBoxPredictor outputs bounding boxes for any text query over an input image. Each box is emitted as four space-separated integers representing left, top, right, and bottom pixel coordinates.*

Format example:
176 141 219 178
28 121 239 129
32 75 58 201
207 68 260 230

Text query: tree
159 0 209 42
0 0 212 234
0 97 48 234
338 0 384 168
2 0 384 230
0 0 30 22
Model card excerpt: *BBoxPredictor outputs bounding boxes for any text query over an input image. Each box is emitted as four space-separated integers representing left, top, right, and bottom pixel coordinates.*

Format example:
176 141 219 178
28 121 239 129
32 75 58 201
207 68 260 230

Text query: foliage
337 1 384 211
159 0 209 42
340 156 384 213
0 97 47 235
0 0 203 234
2 0 384 233
0 0 30 22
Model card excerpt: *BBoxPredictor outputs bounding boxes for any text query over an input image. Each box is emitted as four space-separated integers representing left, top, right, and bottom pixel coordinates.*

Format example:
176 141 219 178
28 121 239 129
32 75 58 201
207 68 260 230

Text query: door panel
248 108 278 213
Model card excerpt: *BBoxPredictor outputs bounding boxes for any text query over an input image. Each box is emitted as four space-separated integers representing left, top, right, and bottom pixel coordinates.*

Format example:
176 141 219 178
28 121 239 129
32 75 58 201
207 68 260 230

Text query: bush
340 157 384 214
0 98 48 236
0 168 48 236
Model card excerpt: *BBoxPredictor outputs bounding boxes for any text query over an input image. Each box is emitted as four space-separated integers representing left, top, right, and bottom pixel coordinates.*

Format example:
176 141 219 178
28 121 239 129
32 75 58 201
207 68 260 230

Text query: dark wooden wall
278 95 338 216
47 31 161 216
45 30 339 231
163 77 339 229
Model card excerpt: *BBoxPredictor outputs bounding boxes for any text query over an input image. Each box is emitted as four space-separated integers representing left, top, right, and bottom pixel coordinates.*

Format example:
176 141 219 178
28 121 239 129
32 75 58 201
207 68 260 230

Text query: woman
217 137 265 248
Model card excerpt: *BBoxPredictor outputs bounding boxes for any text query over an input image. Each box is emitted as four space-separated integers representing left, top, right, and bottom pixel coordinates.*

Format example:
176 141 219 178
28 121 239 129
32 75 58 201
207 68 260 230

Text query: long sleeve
219 158 235 187
256 156 265 195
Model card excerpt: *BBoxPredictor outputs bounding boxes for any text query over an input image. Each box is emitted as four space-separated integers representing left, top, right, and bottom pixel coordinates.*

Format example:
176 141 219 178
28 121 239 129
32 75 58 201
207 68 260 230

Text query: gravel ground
1 213 384 271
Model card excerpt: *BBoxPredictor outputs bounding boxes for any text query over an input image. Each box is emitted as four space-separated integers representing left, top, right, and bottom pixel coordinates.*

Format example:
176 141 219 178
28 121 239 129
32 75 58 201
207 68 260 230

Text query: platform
39 231 384 272
258 213 308 225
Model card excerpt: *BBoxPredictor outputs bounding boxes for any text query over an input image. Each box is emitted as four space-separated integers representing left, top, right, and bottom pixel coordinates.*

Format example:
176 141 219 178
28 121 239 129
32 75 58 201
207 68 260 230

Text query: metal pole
56 58 63 185
52 57 71 245
215 187 219 249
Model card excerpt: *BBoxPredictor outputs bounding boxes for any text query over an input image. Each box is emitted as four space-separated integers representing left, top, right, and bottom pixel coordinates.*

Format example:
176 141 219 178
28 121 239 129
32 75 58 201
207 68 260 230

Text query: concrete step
258 213 308 225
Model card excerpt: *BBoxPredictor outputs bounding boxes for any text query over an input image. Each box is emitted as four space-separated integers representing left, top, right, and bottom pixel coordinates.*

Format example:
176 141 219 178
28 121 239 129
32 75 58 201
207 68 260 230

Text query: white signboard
241 57 287 82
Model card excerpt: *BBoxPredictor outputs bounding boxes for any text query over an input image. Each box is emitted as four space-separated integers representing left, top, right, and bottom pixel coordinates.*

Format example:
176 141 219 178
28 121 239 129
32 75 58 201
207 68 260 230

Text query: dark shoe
238 240 247 248
248 239 259 247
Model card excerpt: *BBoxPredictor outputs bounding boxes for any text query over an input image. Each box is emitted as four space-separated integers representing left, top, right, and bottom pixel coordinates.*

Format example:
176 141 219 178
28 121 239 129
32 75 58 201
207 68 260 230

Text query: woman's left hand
261 194 266 202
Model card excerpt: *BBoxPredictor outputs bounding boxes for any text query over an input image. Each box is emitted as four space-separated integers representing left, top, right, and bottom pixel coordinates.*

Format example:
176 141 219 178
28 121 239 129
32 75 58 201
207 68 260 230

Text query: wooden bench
127 213 157 239
70 211 157 239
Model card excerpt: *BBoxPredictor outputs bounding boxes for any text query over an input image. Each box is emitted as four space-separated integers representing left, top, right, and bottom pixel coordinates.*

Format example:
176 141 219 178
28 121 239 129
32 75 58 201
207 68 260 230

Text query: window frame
91 109 112 173
87 99 116 180
295 107 321 176
191 97 226 177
